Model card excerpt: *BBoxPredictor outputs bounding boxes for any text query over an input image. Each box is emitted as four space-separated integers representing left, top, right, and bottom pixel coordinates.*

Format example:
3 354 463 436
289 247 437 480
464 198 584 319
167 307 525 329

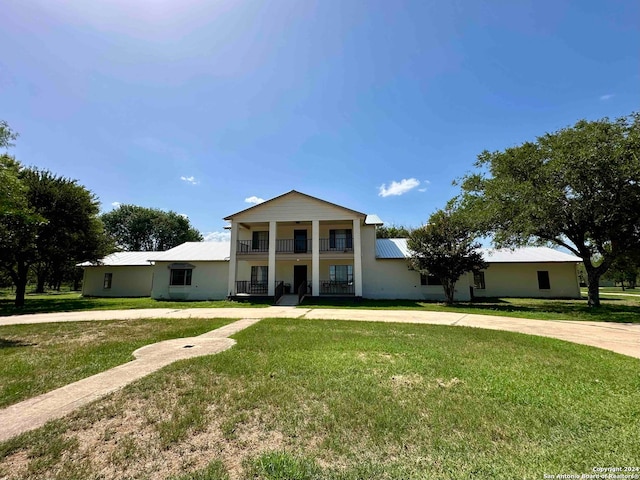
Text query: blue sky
1 0 638 241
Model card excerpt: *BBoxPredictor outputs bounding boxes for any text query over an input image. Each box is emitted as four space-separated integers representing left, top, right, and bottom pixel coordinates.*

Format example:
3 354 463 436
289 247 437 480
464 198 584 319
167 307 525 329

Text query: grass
302 294 640 323
1 318 638 479
0 290 269 317
0 317 234 408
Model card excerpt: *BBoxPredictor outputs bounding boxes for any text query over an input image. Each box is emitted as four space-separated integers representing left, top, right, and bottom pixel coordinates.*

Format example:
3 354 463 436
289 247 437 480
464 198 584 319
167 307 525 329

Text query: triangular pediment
224 190 366 222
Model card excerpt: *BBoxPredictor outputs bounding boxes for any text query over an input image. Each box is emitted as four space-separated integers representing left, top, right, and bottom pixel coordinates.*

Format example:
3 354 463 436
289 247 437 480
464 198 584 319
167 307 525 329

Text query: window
252 231 268 251
473 271 486 289
330 265 353 283
537 271 550 290
329 229 353 250
420 273 442 286
103 273 112 289
251 266 268 285
170 269 192 286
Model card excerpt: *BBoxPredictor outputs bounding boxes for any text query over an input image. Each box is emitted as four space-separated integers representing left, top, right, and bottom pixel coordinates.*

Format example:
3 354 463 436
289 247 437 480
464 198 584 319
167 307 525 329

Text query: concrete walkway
0 318 260 442
0 306 638 442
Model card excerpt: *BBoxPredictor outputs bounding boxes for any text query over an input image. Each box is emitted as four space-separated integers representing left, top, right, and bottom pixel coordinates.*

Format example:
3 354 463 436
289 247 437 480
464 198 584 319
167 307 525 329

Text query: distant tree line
0 120 203 307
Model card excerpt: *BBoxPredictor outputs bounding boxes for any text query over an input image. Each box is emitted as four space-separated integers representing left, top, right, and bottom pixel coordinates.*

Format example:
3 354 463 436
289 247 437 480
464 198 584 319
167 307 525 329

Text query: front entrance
293 265 307 295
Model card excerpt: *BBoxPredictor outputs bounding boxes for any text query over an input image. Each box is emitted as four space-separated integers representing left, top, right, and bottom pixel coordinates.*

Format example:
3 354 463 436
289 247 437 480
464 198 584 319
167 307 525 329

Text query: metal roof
479 246 582 263
376 239 411 258
375 239 582 263
148 242 230 262
365 214 384 225
77 251 156 267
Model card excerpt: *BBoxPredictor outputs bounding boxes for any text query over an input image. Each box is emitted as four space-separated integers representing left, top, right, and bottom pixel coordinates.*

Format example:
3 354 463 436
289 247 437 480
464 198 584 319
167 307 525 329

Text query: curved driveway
1 306 638 359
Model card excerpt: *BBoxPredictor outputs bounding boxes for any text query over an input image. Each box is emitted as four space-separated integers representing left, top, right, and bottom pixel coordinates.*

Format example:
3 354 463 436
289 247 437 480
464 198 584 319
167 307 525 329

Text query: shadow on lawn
0 338 36 349
0 295 272 317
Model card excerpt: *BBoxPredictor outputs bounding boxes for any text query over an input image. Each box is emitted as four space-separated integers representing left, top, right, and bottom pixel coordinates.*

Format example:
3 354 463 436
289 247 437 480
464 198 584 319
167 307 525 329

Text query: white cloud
111 201 121 208
203 231 231 242
600 94 614 101
418 188 427 192
180 175 199 185
178 213 189 219
245 195 265 204
378 178 420 197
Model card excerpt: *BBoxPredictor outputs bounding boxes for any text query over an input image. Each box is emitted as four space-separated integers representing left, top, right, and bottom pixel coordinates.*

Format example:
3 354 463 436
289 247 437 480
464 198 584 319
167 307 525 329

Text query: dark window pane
537 271 550 289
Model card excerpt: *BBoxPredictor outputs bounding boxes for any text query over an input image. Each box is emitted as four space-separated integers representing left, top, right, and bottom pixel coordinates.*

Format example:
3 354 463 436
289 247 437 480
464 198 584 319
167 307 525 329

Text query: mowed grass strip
0 291 269 317
0 317 234 408
1 318 638 479
303 295 640 323
2 289 639 324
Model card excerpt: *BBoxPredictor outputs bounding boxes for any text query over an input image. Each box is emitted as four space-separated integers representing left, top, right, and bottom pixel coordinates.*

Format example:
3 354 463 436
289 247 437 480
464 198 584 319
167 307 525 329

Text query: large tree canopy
459 113 640 306
407 205 487 304
0 166 108 306
1 121 108 305
21 169 109 293
101 205 203 251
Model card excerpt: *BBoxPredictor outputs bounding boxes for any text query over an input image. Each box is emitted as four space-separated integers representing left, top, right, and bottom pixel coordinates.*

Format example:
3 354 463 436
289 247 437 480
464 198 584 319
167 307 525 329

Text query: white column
227 222 238 296
268 220 277 296
312 219 320 297
353 218 363 297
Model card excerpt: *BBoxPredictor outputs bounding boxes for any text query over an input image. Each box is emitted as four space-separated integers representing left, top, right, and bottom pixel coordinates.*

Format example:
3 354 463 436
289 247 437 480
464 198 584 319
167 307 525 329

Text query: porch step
276 294 299 306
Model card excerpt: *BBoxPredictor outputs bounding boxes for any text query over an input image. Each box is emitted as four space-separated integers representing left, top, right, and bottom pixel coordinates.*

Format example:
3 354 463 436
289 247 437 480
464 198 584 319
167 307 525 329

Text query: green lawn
0 291 269 317
0 317 234 408
1 318 638 479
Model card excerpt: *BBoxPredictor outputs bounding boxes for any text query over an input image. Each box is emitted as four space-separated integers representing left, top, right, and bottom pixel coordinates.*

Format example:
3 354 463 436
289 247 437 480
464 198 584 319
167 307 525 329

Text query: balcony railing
320 281 355 295
237 237 354 255
276 238 312 253
237 240 269 253
319 237 353 252
236 281 268 294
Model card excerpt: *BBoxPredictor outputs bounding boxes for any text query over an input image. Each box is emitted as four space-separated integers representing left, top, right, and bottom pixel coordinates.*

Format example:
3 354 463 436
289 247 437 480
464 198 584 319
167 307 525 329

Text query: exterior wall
151 261 229 300
82 266 153 297
360 226 471 301
471 262 580 298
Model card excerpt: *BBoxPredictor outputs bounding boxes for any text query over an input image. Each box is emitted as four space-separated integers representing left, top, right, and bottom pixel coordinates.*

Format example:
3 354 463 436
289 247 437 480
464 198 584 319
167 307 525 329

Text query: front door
293 265 307 295
294 229 308 253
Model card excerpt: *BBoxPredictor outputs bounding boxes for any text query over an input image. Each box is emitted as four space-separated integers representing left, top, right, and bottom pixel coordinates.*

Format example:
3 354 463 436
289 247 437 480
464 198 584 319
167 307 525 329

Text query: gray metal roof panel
148 242 231 262
77 251 156 267
375 239 582 263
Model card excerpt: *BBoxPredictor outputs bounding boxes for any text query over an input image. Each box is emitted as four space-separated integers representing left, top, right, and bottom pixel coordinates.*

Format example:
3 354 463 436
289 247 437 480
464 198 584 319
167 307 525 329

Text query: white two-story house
80 190 582 302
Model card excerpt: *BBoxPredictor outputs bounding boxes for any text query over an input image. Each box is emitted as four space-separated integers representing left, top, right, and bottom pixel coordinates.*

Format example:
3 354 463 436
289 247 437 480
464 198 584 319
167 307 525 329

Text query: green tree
0 122 23 214
459 113 640 307
21 169 110 293
602 252 640 289
407 204 487 304
101 205 203 251
376 224 412 239
0 121 108 305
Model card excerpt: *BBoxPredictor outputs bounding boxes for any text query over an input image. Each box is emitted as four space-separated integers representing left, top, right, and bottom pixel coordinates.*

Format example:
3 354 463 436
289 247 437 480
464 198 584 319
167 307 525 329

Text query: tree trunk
14 263 29 307
586 269 601 307
443 280 456 304
35 273 46 294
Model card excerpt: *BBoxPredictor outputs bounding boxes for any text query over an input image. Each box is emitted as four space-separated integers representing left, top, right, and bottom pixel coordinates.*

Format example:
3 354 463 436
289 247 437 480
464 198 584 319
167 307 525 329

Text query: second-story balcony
236 237 354 255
